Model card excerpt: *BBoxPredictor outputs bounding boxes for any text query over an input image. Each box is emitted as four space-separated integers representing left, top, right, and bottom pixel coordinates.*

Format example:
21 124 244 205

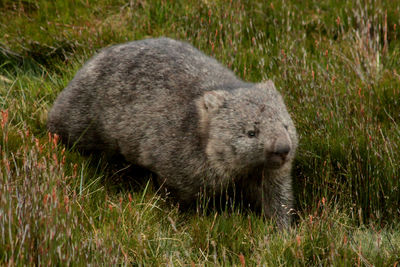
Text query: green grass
1 0 400 265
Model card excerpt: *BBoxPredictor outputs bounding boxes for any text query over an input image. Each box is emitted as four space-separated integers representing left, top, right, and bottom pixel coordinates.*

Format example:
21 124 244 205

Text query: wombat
48 37 298 228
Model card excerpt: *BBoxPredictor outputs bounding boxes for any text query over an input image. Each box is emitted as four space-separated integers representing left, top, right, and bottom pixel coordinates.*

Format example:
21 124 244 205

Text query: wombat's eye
247 130 256 138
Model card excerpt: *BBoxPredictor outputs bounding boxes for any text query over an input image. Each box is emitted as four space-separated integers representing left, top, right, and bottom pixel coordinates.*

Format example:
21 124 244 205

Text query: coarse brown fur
47 38 298 228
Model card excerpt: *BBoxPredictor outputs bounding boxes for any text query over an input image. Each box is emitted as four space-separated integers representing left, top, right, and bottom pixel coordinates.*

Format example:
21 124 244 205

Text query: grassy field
1 0 400 265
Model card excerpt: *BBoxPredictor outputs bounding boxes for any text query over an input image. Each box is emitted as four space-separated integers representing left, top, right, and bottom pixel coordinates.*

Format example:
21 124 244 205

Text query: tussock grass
1 0 400 265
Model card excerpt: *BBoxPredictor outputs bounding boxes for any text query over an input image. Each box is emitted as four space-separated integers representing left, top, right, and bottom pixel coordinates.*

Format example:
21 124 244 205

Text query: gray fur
48 38 298 228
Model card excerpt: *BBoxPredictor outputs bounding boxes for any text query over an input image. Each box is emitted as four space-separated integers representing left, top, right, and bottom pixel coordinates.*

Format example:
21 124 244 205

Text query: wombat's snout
273 142 291 158
266 136 291 167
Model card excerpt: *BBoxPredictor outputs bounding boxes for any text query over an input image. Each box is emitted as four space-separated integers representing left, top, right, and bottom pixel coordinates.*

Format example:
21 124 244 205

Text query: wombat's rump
48 38 298 228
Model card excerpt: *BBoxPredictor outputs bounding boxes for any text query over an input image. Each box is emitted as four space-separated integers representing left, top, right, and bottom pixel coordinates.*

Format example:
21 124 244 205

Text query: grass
1 0 400 265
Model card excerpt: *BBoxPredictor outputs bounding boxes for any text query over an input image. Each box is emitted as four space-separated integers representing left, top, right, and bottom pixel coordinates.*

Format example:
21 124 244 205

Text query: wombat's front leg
263 169 293 229
245 168 293 229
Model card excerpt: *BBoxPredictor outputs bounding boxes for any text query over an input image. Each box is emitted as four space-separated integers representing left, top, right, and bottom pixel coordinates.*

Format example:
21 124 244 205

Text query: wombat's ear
257 80 276 92
196 91 228 136
198 90 228 113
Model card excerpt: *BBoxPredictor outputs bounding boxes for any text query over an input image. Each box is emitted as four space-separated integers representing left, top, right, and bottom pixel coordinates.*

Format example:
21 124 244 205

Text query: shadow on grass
79 150 264 220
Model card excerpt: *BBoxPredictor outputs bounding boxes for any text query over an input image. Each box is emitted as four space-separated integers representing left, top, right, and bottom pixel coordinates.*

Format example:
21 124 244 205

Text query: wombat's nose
265 139 291 167
273 143 290 157
272 137 291 158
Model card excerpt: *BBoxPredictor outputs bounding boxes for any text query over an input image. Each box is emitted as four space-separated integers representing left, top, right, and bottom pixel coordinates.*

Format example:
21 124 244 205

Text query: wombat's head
196 80 298 175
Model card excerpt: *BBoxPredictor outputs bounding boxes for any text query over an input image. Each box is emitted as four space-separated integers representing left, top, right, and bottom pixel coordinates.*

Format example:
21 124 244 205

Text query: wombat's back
48 38 242 155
